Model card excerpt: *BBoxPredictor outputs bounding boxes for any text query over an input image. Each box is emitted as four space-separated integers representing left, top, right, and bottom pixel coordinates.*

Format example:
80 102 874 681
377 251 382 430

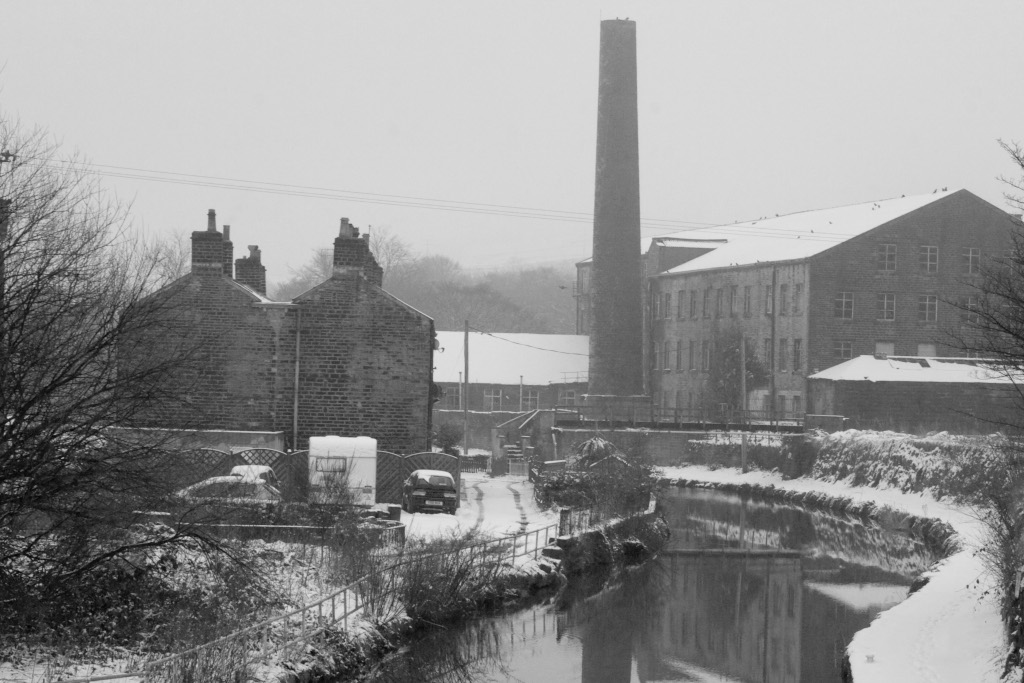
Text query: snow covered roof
809 355 1019 384
433 331 588 385
658 189 957 275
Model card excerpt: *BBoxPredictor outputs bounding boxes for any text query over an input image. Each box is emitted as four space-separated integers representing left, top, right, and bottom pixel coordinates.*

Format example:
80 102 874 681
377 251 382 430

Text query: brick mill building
130 211 435 453
576 189 1017 421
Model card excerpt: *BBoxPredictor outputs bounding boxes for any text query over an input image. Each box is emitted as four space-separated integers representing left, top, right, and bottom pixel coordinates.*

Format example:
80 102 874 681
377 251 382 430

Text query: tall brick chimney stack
332 218 383 286
588 19 644 396
222 225 234 279
191 208 225 275
234 245 267 295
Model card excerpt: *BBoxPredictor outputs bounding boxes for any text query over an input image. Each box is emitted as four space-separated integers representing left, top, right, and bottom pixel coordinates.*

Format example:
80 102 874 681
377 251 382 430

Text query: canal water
362 487 941 682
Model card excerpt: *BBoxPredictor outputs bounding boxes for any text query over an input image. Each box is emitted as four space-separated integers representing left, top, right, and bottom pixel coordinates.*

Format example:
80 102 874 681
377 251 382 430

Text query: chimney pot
207 209 217 232
223 225 231 241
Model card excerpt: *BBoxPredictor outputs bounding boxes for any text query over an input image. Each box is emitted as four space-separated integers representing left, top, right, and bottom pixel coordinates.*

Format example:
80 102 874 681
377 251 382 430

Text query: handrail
57 519 561 682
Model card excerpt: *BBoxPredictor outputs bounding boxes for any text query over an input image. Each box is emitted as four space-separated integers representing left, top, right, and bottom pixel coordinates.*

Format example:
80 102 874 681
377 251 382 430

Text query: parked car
401 469 457 514
176 475 283 504
229 465 281 489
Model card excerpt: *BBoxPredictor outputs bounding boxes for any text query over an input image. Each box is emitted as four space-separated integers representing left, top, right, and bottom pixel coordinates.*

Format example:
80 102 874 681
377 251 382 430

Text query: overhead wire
465 325 589 356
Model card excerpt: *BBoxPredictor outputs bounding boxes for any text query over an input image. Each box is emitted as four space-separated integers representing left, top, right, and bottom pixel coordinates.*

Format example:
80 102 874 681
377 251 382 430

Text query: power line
466 325 589 357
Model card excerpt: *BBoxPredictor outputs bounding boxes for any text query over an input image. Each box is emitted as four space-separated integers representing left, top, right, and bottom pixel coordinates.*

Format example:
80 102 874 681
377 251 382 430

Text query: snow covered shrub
535 437 655 515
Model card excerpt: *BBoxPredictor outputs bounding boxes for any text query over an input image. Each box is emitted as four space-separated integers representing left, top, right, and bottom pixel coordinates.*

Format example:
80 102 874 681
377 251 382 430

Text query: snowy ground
402 471 558 543
660 464 1008 683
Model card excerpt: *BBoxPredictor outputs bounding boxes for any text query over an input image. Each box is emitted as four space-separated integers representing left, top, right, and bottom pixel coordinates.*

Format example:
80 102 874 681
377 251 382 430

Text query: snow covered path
659 464 1008 683
401 471 558 543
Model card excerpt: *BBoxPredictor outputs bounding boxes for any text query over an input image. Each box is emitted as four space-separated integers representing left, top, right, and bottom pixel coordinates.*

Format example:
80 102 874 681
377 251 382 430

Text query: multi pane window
663 292 672 319
765 285 774 315
652 292 660 320
792 395 803 416
730 285 738 316
715 288 723 317
779 284 789 315
703 289 711 318
441 386 461 409
920 245 938 272
878 243 897 271
522 389 539 411
690 291 698 318
688 340 695 371
744 286 752 316
676 341 683 370
763 338 772 366
557 389 576 406
484 388 502 411
834 292 854 319
778 338 789 371
701 340 710 371
962 296 980 324
918 295 937 322
877 293 896 321
834 341 853 360
917 343 937 356
663 341 671 370
677 290 685 318
793 339 802 372
793 284 803 314
875 341 895 356
964 247 981 274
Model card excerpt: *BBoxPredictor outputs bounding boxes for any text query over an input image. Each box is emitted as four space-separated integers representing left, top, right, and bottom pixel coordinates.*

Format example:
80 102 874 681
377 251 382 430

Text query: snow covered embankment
660 456 1008 683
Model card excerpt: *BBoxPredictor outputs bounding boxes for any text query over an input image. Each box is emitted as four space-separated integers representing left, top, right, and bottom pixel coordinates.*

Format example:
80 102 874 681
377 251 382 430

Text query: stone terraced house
128 210 435 453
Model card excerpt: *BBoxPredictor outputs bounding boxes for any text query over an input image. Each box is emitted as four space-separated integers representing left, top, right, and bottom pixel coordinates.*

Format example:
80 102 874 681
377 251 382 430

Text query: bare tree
271 246 333 300
368 225 411 283
0 117 204 612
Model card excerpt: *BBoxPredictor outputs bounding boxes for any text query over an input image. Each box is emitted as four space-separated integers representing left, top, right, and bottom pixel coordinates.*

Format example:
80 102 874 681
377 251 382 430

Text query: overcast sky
3 1 1022 286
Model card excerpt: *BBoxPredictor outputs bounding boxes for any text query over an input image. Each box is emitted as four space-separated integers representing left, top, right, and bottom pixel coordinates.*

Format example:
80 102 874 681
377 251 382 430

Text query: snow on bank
659 464 1005 683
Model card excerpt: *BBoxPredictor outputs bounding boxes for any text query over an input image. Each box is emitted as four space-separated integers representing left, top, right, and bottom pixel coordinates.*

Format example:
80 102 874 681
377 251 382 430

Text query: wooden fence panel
375 451 461 504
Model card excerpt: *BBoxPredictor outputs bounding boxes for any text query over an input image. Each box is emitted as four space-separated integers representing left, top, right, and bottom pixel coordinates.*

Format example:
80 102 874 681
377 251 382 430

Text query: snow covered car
401 469 458 514
229 465 281 490
176 475 283 505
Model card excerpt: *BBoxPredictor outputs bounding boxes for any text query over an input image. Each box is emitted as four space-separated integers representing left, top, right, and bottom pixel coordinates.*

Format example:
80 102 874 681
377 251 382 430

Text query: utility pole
769 267 778 429
0 151 14 360
740 334 748 473
463 320 470 456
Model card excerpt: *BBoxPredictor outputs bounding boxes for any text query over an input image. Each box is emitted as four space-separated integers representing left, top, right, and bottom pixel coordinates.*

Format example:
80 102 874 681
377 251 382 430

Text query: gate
508 457 528 478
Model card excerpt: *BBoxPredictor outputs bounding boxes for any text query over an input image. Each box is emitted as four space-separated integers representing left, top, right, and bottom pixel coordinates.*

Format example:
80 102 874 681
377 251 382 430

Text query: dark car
401 469 457 514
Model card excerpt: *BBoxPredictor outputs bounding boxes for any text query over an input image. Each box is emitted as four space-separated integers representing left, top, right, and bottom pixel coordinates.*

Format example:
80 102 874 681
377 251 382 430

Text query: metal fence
58 520 560 682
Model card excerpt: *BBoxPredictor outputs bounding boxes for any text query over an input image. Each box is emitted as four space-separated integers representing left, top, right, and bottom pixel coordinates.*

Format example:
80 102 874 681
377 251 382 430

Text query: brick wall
294 273 433 453
807 191 1016 374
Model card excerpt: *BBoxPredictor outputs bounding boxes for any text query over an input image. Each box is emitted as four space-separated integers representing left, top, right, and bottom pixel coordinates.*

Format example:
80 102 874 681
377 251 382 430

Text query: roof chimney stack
234 244 267 295
207 209 217 232
192 208 226 275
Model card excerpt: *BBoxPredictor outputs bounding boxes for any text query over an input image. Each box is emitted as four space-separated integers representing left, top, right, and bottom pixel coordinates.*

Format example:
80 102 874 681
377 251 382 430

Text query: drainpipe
770 267 777 429
292 308 302 450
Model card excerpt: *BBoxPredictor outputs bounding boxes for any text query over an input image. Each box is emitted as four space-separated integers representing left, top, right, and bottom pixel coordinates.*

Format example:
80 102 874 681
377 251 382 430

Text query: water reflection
362 488 940 683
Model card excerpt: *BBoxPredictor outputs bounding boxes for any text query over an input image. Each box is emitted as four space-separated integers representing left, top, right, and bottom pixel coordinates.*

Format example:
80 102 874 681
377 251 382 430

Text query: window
878 243 897 272
877 293 895 321
703 288 711 318
779 284 789 315
962 296 980 324
690 291 698 318
715 288 723 317
763 338 772 366
778 395 788 416
677 290 685 319
701 340 710 371
688 340 695 371
793 339 802 372
875 341 895 356
653 343 660 370
918 294 938 322
522 389 539 411
663 292 672 319
765 285 774 315
834 292 854 319
557 389 576 406
793 283 803 314
730 285 738 317
834 341 853 360
792 395 802 416
484 388 502 411
964 247 981 274
744 285 752 316
917 343 937 356
920 245 938 272
676 341 683 370
778 338 789 371
441 385 461 409
652 291 660 320
663 341 671 370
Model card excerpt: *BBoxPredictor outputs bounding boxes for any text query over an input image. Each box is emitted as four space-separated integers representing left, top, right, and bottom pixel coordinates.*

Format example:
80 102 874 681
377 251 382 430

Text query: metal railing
58 520 560 682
